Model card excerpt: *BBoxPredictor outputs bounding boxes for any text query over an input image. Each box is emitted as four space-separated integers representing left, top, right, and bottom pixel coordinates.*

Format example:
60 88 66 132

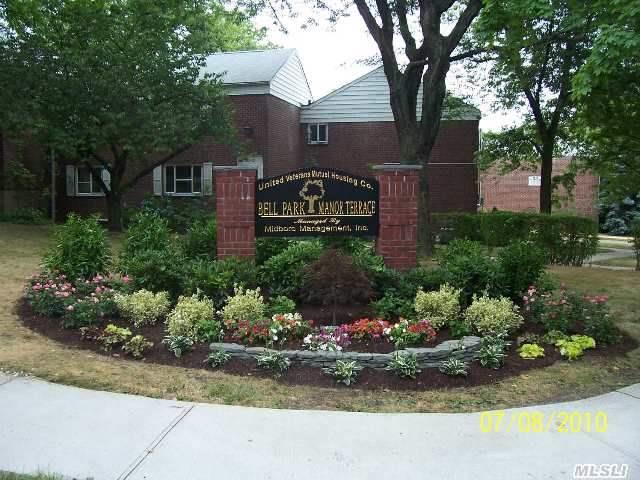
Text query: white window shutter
202 162 213 195
153 166 162 196
65 165 76 196
101 169 111 192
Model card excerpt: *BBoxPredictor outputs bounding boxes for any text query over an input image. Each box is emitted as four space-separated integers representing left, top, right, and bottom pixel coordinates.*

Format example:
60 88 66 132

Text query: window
76 166 105 195
307 123 328 144
164 165 202 195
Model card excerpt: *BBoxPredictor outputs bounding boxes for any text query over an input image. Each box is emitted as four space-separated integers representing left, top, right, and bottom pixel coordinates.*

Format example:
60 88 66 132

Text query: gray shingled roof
202 48 296 85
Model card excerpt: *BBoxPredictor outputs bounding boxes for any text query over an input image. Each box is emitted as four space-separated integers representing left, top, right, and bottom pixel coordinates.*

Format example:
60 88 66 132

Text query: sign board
256 168 379 237
528 175 542 187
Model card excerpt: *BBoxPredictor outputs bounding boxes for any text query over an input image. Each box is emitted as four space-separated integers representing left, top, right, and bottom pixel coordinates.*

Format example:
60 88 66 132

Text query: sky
254 10 521 132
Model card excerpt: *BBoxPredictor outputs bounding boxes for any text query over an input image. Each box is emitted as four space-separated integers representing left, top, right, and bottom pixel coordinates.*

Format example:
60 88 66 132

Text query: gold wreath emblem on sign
299 179 326 214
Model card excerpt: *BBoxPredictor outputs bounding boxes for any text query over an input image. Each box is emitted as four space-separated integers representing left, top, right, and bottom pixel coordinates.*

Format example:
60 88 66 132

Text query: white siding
300 67 481 123
269 52 313 107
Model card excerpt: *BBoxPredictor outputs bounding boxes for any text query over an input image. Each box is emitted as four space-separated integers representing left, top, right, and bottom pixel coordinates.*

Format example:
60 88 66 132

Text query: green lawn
0 472 61 480
1 223 639 413
593 256 638 269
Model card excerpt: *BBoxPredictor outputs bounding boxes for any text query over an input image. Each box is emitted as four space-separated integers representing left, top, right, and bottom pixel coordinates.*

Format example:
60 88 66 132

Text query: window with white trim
76 166 105 195
164 165 202 195
307 123 328 144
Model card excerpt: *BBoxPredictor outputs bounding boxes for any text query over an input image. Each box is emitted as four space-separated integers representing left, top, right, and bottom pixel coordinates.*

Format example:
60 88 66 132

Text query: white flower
336 345 343 351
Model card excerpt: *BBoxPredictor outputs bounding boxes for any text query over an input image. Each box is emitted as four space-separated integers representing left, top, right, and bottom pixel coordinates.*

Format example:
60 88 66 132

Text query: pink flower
122 275 131 284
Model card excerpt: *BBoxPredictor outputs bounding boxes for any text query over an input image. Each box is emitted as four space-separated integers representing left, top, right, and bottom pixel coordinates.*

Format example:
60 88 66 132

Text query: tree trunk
539 141 554 214
106 192 124 231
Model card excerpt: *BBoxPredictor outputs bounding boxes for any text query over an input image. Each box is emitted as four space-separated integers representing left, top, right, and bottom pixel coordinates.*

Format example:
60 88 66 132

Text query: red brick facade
215 167 256 258
4 94 480 220
302 120 479 213
374 166 420 270
480 157 599 218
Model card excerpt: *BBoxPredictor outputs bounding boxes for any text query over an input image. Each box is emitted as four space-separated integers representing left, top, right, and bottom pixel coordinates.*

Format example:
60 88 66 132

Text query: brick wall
374 166 420 270
480 157 599 218
215 168 256 258
265 95 303 176
302 120 479 213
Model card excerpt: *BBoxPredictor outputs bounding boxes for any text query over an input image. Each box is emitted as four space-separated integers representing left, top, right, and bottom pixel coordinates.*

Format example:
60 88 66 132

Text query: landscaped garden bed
17 210 637 392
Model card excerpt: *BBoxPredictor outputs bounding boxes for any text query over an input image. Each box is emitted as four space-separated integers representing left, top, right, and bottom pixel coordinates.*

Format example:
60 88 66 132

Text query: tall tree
251 0 484 253
471 0 595 213
0 0 263 229
572 0 640 200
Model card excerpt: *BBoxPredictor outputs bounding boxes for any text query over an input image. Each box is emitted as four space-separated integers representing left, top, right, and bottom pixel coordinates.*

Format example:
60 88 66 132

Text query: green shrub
122 335 153 359
255 238 292 265
99 324 132 351
385 352 421 379
323 360 362 386
221 286 265 325
439 358 469 376
115 290 170 327
370 293 415 320
163 334 194 357
259 240 324 298
205 349 231 368
443 211 599 266
464 295 523 337
266 295 296 317
131 196 210 233
516 332 543 346
518 343 545 359
581 296 619 345
181 218 216 260
494 241 546 302
438 240 496 306
543 330 569 345
166 294 215 339
119 212 184 298
183 257 258 309
414 284 461 330
0 207 48 224
256 350 290 377
44 214 110 280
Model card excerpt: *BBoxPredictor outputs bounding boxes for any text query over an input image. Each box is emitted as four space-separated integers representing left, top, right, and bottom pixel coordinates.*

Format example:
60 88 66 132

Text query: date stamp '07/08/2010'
479 410 608 433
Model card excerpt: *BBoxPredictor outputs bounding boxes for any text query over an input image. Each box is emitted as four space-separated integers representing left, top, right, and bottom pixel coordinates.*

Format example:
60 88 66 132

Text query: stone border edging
210 336 481 369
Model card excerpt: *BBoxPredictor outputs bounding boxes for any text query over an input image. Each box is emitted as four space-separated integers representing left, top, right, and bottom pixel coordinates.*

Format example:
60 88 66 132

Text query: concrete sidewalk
1 374 639 480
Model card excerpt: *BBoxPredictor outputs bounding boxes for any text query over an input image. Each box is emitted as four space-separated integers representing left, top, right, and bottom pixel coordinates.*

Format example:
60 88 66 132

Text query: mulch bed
17 299 638 392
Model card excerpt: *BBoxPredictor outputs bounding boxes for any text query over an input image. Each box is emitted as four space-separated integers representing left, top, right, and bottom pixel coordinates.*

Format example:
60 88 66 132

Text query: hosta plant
324 360 362 386
478 334 510 369
516 332 542 347
439 358 469 377
122 335 153 359
115 289 170 327
99 324 132 351
256 350 290 377
205 349 231 368
163 335 194 358
518 343 545 359
385 352 421 379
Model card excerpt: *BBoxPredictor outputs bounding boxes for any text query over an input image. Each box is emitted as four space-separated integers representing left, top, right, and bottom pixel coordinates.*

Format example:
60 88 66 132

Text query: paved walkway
586 248 636 271
1 374 639 480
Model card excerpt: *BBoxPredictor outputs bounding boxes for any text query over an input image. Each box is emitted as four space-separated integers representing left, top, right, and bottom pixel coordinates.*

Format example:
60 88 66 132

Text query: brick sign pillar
214 166 256 259
372 164 422 270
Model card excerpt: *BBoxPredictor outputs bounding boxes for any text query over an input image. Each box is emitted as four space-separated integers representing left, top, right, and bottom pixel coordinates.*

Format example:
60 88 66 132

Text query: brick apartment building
1 48 482 219
480 157 599 218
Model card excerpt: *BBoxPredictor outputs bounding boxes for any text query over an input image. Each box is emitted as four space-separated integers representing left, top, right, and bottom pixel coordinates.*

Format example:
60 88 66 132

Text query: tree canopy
0 0 264 228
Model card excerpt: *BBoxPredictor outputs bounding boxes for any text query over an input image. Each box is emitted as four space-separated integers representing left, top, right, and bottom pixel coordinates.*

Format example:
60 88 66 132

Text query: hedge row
431 211 598 266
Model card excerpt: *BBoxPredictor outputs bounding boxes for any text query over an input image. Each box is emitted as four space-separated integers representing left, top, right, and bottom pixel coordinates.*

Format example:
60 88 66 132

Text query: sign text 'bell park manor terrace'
255 168 379 237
